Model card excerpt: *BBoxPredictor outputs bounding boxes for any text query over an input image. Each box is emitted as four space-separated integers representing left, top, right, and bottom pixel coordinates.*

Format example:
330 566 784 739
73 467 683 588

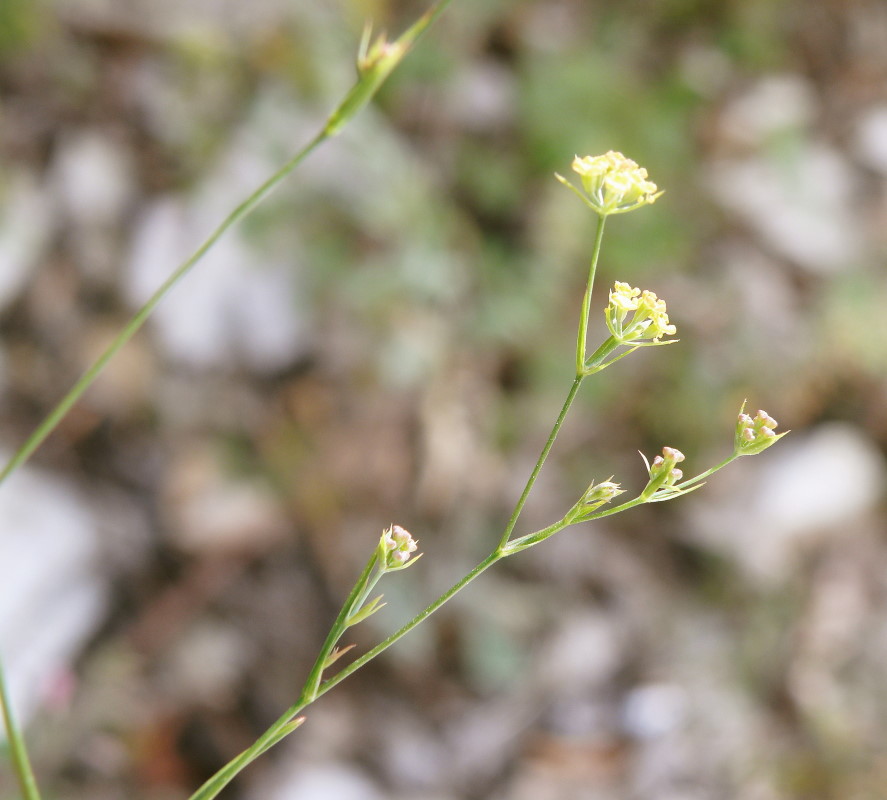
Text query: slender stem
496 376 582 551
496 215 608 553
673 454 737 489
319 550 501 696
301 552 379 702
0 659 41 800
499 518 567 555
188 550 502 800
0 0 456 492
575 215 607 374
0 128 327 492
583 336 620 374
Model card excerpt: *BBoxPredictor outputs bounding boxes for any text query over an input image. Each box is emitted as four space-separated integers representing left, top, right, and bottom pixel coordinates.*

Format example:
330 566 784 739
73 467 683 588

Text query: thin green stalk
672 454 737 489
1 3 454 794
496 377 582 551
301 551 380 702
0 659 41 800
496 214 609 553
319 550 501 696
0 125 324 491
0 0 454 492
189 549 501 800
584 336 621 373
575 215 607 374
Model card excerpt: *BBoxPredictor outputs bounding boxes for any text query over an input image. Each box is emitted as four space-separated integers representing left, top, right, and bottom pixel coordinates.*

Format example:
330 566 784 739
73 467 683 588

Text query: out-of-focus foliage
2 0 887 798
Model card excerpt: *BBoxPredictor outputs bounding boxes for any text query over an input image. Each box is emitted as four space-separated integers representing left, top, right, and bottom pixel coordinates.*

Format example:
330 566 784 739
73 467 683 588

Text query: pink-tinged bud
756 411 777 429
662 447 685 463
734 401 787 456
379 524 419 570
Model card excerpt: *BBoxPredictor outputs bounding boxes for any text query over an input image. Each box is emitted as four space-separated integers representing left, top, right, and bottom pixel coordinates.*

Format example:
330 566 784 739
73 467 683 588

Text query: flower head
606 283 677 342
641 446 686 500
556 151 662 217
379 524 420 570
734 402 787 456
582 478 624 513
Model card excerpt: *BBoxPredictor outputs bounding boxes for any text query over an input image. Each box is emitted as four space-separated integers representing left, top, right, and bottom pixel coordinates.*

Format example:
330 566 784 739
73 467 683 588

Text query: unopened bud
379 524 419 570
734 401 787 456
662 447 685 463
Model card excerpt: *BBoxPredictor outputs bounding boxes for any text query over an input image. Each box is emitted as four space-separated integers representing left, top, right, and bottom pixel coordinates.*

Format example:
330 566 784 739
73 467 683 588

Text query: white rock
718 75 816 146
621 683 687 740
533 610 623 690
250 762 381 800
125 190 306 371
708 144 861 273
0 465 107 733
688 423 886 584
0 172 53 311
50 130 135 228
853 105 887 175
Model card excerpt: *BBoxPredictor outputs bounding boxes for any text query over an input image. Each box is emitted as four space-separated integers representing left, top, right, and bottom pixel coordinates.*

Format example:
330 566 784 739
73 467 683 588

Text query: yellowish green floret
606 282 677 342
556 151 663 216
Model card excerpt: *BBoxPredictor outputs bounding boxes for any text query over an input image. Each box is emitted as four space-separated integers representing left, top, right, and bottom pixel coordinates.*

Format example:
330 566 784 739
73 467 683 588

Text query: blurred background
2 0 887 798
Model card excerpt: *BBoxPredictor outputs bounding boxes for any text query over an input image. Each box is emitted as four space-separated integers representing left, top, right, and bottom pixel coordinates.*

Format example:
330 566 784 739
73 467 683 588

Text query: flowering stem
0 0 454 494
0 3 453 797
575 215 607 375
301 551 380 702
189 550 502 800
0 128 327 493
495 215 610 553
673 455 738 489
320 550 502 694
0 658 41 800
496 377 582 551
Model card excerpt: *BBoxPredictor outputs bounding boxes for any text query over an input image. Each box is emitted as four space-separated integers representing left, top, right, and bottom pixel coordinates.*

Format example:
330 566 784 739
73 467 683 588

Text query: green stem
496 376 582 551
673 454 737 489
575 215 607 375
319 550 501 696
499 518 567 554
0 0 455 494
188 550 501 800
301 552 380 702
0 659 41 800
496 215 610 553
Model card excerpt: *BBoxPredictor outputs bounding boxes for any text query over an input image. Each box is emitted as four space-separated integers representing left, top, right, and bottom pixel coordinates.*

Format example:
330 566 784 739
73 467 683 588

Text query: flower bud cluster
556 151 662 217
606 282 677 343
734 404 785 455
568 478 625 522
357 28 408 79
379 524 419 570
642 446 685 499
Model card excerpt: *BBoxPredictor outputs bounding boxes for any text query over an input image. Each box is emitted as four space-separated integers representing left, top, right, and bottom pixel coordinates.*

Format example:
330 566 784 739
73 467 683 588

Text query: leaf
346 594 386 626
322 644 356 670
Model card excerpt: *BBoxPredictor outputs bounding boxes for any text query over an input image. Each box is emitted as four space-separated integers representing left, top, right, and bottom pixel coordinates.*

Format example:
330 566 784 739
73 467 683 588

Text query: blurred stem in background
0 2 453 798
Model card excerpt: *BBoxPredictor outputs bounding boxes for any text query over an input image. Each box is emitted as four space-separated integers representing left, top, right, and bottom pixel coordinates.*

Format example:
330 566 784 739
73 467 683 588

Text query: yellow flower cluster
557 151 662 216
606 281 676 342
